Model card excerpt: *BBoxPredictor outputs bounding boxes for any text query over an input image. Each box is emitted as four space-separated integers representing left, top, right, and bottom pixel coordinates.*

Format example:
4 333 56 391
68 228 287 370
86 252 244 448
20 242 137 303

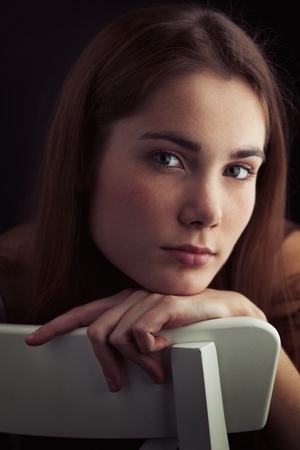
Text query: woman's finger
86 290 166 390
88 325 165 392
25 289 134 345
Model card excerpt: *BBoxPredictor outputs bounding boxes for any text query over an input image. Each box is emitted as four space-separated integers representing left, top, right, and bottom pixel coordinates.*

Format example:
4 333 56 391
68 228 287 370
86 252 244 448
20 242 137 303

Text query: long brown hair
26 3 294 323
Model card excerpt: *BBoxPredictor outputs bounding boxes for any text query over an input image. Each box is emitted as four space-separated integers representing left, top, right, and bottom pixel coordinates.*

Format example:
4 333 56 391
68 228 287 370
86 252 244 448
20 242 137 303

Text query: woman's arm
25 288 266 390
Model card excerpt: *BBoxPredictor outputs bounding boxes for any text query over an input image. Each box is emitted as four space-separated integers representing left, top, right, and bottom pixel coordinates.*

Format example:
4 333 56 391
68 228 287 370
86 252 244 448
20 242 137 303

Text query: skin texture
89 72 266 296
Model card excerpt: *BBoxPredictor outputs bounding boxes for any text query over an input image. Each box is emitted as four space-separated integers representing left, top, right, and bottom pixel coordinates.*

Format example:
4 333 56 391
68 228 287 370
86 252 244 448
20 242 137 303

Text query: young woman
0 2 299 449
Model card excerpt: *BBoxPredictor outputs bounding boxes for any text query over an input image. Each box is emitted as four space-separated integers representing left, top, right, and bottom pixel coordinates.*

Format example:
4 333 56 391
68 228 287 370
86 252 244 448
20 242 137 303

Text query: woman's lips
162 245 214 267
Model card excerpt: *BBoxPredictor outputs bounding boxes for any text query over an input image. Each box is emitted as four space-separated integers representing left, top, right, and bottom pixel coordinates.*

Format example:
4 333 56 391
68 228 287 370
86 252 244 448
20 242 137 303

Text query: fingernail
25 331 39 342
106 378 118 393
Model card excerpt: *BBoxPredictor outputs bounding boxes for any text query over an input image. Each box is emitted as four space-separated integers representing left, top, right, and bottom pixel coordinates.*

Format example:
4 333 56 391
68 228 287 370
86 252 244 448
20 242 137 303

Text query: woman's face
89 72 266 295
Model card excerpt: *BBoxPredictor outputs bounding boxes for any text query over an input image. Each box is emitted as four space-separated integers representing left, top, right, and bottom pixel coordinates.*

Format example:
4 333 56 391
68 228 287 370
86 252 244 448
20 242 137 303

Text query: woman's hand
25 288 266 392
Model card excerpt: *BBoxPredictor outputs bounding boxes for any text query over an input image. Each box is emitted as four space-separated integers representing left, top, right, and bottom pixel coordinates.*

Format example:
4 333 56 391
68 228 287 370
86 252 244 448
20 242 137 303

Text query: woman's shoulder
0 222 36 323
0 222 35 262
284 218 300 235
283 219 300 275
265 220 300 318
272 219 300 315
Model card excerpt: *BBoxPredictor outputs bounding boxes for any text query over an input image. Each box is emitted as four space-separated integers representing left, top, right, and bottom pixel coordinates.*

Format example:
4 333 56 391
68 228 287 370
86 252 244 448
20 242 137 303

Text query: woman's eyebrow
139 131 201 152
139 131 265 161
230 148 265 161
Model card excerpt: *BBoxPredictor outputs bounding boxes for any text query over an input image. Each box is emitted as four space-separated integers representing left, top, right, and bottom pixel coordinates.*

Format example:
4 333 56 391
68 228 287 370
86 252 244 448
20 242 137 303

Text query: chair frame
0 317 281 450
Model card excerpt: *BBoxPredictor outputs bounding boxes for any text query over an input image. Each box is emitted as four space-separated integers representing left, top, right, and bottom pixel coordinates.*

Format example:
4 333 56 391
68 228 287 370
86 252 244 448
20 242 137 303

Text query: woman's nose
178 181 222 229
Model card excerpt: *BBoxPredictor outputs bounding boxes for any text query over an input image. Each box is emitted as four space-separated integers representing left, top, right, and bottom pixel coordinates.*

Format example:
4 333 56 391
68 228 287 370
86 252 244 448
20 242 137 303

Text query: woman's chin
140 281 210 297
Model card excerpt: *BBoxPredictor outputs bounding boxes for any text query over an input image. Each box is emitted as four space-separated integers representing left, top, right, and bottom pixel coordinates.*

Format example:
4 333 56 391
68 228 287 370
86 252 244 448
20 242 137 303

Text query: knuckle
108 331 123 348
132 324 147 344
86 323 105 343
131 321 152 341
132 321 144 336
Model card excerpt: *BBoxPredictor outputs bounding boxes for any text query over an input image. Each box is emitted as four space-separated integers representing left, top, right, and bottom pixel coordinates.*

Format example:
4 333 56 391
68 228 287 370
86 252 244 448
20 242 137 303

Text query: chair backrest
0 317 280 450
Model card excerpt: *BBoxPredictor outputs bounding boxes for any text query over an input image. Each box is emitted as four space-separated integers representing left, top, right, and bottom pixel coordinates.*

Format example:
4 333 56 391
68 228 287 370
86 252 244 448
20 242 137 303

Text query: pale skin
25 72 300 448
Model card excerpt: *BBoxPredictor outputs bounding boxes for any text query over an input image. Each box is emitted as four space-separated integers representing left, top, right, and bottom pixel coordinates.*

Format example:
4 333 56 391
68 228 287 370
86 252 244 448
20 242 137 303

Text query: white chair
0 316 281 450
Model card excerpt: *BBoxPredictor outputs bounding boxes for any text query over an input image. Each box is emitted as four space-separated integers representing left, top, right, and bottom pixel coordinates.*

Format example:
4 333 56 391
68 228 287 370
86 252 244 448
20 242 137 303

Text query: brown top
269 224 300 369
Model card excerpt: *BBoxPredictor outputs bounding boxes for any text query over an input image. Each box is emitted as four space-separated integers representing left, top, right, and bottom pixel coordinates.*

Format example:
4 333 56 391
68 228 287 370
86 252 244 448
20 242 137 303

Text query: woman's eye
152 152 182 168
224 164 254 180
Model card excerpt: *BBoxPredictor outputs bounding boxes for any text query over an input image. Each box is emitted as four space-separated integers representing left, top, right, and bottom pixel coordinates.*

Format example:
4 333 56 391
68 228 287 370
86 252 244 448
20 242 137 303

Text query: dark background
1 0 300 234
